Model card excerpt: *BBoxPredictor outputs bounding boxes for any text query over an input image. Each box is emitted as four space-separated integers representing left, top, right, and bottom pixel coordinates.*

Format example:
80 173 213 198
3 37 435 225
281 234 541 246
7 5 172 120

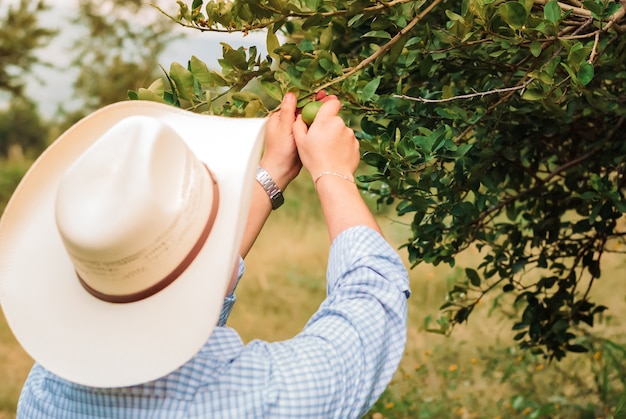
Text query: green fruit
301 101 323 126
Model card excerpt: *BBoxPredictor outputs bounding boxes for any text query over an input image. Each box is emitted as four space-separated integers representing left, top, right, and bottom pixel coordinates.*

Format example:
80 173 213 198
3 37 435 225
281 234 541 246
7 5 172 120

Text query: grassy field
1 173 625 418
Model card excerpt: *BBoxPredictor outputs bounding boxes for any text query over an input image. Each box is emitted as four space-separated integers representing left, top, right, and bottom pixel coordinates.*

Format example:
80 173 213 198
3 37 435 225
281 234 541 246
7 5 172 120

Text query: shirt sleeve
254 225 410 418
217 256 245 327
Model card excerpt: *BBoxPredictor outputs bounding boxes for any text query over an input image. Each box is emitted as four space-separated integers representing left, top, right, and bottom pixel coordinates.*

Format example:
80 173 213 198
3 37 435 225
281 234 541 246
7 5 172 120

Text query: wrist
314 172 359 195
256 166 285 210
313 171 355 186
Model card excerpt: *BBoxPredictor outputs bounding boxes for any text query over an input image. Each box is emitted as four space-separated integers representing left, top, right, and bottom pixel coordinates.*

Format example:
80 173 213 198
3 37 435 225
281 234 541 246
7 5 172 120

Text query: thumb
279 92 297 121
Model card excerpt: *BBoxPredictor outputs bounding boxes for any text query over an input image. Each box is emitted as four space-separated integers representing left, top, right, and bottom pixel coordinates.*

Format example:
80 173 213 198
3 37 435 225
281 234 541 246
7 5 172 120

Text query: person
0 92 410 418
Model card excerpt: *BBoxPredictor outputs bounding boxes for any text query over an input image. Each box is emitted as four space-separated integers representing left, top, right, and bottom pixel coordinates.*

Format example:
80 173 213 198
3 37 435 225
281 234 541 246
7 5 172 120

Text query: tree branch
470 146 604 229
314 0 444 93
153 0 417 33
588 31 600 63
534 0 592 18
392 83 529 103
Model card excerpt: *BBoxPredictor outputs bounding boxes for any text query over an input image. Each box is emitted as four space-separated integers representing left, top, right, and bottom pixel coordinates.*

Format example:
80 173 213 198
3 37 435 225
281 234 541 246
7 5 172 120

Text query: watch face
271 193 285 209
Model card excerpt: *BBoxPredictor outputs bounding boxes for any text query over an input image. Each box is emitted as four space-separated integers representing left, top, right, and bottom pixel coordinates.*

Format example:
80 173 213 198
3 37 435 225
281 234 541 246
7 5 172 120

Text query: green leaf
221 43 248 71
445 10 464 22
455 307 472 323
163 91 178 106
499 2 527 29
513 331 527 340
362 30 392 39
189 56 211 85
405 37 422 49
461 0 470 15
567 42 592 70
146 78 164 96
348 13 364 27
361 77 381 102
397 136 418 157
606 2 623 18
362 152 387 168
169 62 195 101
503 283 515 292
566 344 589 353
582 1 603 17
266 29 280 59
560 62 577 80
388 34 407 66
319 25 333 50
232 91 261 103
577 62 594 86
530 41 542 57
466 268 481 287
189 57 229 88
544 0 561 23
537 71 554 84
522 88 544 101
260 80 283 102
318 57 341 75
135 87 167 104
302 14 324 30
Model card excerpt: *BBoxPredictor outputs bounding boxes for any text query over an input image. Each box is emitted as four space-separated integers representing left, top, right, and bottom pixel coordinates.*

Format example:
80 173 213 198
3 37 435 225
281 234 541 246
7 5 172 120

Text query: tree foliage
0 0 56 97
135 0 626 360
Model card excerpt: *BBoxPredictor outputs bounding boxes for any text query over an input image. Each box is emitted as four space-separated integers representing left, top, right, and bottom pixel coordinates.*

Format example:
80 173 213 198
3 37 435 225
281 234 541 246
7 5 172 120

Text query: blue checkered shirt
17 226 410 418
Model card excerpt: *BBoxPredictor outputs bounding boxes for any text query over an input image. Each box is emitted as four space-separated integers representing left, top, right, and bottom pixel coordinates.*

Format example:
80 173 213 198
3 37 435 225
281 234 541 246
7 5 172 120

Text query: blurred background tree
0 0 177 206
0 0 54 211
138 0 626 363
0 96 48 157
60 0 176 126
0 0 56 97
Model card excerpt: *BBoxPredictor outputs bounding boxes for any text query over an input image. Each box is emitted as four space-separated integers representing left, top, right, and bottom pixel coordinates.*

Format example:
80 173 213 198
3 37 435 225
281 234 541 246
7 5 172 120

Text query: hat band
76 166 220 304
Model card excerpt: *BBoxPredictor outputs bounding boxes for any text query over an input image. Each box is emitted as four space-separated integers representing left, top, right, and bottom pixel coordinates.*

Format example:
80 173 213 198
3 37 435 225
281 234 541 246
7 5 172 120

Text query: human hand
261 92 301 190
292 97 360 183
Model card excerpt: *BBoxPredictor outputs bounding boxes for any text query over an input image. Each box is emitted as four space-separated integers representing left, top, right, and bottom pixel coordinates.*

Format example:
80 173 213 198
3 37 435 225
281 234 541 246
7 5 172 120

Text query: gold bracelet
313 171 355 185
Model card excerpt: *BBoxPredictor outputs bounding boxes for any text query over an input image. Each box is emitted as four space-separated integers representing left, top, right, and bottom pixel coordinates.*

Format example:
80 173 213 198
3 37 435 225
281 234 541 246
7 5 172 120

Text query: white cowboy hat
0 100 266 387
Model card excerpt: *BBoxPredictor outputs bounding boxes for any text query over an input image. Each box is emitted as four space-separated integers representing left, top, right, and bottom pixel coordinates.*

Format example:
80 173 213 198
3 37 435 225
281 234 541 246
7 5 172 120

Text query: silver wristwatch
256 166 284 210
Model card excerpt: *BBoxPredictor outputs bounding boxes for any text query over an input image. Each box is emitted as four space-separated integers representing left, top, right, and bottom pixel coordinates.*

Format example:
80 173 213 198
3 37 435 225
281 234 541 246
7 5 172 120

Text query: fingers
293 114 308 144
275 93 343 145
294 97 343 142
314 98 342 121
262 93 303 188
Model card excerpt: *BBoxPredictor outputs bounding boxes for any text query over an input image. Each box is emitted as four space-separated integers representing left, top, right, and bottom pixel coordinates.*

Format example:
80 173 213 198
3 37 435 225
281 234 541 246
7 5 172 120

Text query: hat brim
0 100 265 387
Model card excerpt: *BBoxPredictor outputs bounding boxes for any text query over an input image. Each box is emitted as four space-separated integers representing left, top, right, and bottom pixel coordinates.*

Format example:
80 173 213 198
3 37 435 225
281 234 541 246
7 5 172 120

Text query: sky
2 0 268 118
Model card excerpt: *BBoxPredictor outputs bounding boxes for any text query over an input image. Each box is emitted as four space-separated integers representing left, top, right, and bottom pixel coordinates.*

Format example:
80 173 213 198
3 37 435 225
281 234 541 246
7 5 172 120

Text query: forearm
224 172 276 297
239 162 294 259
314 175 381 242
239 181 273 259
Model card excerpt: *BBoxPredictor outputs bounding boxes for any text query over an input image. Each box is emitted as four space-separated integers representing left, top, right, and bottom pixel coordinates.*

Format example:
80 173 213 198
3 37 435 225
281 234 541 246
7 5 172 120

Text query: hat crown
55 115 216 301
